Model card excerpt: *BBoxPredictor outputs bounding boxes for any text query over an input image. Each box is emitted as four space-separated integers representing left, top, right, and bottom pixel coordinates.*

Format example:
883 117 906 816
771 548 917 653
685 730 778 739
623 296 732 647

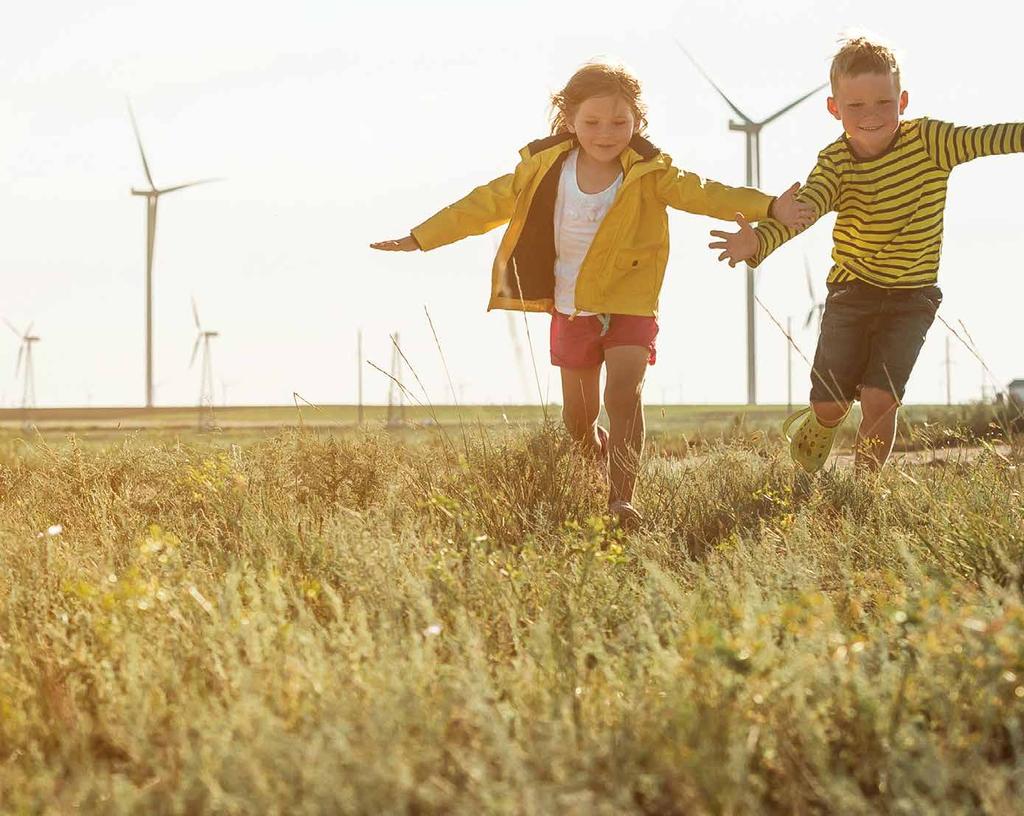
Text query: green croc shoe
783 406 848 474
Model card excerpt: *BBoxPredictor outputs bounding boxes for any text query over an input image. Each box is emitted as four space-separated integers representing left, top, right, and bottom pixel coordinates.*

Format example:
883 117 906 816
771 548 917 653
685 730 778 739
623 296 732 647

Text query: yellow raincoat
411 133 773 316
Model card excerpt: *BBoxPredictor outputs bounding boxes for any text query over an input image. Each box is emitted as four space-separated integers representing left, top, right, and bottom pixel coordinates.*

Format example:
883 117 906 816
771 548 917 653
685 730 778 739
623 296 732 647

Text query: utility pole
357 329 364 426
786 316 793 413
945 335 952 406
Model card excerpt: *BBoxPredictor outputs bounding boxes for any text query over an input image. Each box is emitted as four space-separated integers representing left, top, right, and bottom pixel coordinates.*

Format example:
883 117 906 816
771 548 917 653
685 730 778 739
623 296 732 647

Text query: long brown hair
549 61 649 136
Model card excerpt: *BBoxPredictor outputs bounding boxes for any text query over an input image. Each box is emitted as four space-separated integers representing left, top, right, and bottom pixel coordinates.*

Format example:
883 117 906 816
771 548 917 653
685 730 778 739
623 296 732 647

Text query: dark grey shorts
810 280 942 404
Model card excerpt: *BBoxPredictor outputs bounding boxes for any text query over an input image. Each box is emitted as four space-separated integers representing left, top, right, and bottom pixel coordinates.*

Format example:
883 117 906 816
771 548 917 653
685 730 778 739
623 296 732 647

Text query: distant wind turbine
4 318 39 410
803 255 826 331
128 101 221 409
676 41 827 406
190 299 219 429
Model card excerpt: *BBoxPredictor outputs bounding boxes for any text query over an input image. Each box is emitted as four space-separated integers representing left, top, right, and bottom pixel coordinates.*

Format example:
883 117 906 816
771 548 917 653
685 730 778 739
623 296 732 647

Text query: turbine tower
190 299 219 430
128 101 220 409
677 42 826 405
386 333 405 427
4 319 39 410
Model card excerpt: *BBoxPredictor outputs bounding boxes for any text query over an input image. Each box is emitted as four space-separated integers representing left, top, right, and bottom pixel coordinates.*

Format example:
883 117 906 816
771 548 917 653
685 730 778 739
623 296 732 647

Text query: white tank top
553 148 622 315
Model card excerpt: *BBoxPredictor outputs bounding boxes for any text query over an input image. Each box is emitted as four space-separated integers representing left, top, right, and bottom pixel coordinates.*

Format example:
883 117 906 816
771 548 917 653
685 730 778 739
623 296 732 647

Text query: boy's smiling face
828 72 909 159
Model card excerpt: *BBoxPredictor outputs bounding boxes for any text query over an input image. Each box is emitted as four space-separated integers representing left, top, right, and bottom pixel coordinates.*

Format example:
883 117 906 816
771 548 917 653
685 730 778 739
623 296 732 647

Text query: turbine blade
2 317 20 338
192 297 201 330
24 322 33 338
758 82 829 127
804 309 814 330
126 99 157 190
158 178 223 195
674 40 753 123
16 345 23 376
190 334 202 368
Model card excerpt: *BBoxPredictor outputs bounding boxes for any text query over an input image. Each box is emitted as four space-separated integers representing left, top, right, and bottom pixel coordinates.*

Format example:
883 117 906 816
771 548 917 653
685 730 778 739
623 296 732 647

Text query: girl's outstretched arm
369 236 419 252
370 168 521 253
769 183 815 231
655 165 813 229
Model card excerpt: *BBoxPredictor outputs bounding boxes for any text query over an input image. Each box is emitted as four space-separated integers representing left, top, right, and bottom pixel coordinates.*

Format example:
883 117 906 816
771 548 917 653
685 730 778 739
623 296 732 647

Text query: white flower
423 623 442 637
46 524 63 537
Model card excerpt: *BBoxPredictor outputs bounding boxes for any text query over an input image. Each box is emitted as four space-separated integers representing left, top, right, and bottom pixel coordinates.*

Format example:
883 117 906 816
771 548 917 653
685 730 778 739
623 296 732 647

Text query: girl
372 61 812 529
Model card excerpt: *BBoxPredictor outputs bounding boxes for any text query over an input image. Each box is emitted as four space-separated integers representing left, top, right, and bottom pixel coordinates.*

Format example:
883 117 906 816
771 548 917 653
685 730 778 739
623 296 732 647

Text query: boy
709 36 1024 472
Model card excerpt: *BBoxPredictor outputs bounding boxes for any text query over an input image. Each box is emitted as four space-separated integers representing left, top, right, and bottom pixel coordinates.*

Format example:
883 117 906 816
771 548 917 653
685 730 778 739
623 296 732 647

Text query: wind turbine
128 101 220 409
676 41 827 406
803 255 826 332
190 299 219 429
4 319 39 410
386 333 405 427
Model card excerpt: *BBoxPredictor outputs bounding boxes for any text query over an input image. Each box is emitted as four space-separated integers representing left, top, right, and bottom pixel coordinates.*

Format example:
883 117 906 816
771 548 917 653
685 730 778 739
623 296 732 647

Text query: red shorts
549 312 659 369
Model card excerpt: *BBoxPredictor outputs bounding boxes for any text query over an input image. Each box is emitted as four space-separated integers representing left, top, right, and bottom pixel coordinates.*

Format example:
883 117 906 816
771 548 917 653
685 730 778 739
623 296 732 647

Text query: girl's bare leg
559 365 602 454
603 346 649 506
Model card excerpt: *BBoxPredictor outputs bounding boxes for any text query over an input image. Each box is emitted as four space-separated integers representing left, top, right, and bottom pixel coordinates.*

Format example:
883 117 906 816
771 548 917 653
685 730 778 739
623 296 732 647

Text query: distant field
0 403 785 429
0 402 1014 452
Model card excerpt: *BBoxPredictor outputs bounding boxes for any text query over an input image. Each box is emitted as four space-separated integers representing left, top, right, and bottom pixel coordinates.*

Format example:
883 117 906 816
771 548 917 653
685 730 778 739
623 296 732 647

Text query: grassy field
1 417 1023 813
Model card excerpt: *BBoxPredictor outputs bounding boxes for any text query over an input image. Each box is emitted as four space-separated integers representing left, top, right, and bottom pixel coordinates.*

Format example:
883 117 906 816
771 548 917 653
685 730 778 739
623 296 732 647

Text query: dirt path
830 443 1015 469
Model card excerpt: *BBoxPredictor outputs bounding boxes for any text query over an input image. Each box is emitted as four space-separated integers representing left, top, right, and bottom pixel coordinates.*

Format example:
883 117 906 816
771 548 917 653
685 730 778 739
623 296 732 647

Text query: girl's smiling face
567 94 637 164
828 71 909 159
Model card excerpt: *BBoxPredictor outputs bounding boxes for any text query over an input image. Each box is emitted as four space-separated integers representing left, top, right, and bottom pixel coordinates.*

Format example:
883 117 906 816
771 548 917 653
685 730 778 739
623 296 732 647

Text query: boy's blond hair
830 36 901 93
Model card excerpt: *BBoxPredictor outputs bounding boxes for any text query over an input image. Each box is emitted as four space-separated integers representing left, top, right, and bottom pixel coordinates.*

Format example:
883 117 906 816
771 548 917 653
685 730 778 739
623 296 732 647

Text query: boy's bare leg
603 346 649 506
560 365 602 454
812 400 851 426
856 386 900 471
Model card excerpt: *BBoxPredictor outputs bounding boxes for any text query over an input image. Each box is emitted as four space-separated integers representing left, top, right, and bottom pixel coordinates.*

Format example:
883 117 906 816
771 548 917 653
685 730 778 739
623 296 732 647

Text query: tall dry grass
0 424 1022 814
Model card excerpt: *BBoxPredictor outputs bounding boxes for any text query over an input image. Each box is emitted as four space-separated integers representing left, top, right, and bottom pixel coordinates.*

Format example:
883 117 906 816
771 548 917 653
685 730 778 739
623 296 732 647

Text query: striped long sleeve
919 119 1024 171
749 118 1024 288
750 149 841 267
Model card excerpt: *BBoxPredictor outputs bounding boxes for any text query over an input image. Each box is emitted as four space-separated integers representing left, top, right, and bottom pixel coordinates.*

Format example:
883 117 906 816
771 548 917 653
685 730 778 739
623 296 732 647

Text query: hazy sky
4 0 1022 407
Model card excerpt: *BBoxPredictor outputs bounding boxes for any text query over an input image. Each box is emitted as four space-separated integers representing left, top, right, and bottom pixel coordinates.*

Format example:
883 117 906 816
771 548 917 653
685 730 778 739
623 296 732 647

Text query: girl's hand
769 182 815 231
708 214 758 267
370 235 419 252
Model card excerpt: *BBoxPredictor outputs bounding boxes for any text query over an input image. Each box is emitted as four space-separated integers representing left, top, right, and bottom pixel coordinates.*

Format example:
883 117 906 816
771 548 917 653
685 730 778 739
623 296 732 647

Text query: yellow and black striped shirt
752 118 1024 287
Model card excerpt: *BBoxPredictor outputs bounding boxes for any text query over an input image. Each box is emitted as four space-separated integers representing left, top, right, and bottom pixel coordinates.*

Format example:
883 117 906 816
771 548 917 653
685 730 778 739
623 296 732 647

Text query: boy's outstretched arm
920 119 1024 170
708 150 840 267
708 215 758 268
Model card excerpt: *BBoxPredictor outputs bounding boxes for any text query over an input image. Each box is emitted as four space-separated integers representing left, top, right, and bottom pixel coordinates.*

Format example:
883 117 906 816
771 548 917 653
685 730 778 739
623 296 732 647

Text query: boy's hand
709 214 758 267
370 235 419 252
769 182 814 231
